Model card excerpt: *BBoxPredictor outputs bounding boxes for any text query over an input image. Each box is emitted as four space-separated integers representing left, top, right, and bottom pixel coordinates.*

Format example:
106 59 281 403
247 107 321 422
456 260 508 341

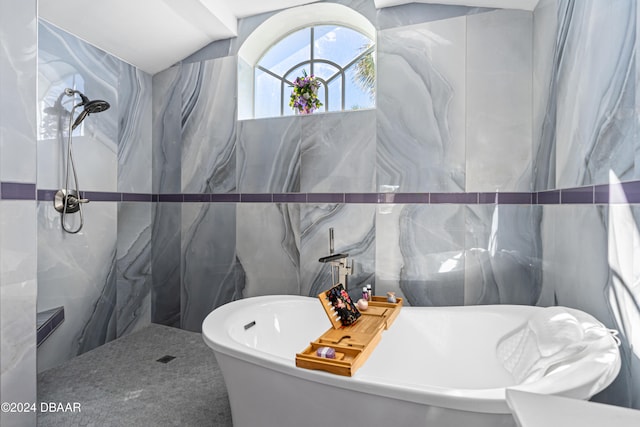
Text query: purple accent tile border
345 193 379 203
122 193 153 202
430 192 478 204
211 193 241 203
10 180 640 206
273 193 307 203
478 193 498 204
561 186 594 204
158 194 183 202
498 192 533 205
240 193 273 203
307 193 345 203
83 191 122 202
622 181 640 203
382 193 429 203
537 190 560 204
603 181 640 204
183 193 211 203
1 182 36 200
594 185 609 204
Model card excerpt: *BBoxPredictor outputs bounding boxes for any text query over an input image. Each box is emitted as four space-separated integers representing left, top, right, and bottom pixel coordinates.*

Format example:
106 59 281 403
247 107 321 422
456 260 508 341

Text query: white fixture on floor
506 389 640 427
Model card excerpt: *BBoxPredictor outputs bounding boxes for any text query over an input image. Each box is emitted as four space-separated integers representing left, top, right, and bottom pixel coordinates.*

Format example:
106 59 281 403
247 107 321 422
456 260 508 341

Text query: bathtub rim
202 295 621 415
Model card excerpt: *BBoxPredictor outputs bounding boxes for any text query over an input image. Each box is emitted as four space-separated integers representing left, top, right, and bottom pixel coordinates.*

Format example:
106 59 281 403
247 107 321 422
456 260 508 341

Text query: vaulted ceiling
38 0 539 75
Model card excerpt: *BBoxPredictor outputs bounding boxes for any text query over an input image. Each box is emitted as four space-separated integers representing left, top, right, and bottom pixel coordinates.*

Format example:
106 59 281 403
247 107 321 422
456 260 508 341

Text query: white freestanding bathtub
202 295 621 427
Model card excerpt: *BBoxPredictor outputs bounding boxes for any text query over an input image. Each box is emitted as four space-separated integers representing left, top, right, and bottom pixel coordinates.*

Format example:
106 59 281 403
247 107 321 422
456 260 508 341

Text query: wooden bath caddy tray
296 296 403 377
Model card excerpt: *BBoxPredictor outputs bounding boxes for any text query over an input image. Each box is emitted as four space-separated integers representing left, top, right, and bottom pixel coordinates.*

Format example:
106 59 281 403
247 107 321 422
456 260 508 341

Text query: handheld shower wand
54 88 111 234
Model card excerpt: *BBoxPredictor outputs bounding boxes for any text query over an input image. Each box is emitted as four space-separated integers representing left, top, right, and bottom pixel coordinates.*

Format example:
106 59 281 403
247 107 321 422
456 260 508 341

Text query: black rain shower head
64 88 111 130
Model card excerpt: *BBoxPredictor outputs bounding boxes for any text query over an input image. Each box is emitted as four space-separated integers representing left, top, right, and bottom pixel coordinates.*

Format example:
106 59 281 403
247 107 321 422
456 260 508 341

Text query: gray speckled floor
37 324 233 427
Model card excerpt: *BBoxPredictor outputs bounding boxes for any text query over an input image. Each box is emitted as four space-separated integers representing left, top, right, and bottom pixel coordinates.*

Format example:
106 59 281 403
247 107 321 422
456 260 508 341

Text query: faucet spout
318 253 349 263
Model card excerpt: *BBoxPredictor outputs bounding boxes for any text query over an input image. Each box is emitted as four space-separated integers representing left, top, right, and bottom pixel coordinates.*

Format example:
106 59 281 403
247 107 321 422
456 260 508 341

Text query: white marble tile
237 116 300 193
539 205 611 318
540 203 640 407
377 16 466 192
466 9 533 192
0 201 37 427
118 66 153 193
555 0 635 187
0 1 37 423
181 57 237 193
301 110 376 192
152 64 183 194
464 205 542 305
532 0 558 191
181 203 241 332
607 200 640 334
300 203 375 299
376 204 465 306
36 201 117 372
236 203 301 298
0 1 37 184
376 2 485 30
150 203 181 326
605 198 640 408
237 58 253 121
116 202 152 336
37 21 119 192
636 0 640 181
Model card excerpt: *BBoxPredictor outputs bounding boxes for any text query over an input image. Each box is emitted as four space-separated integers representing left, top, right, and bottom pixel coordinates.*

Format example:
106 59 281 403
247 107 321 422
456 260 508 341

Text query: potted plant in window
289 70 322 115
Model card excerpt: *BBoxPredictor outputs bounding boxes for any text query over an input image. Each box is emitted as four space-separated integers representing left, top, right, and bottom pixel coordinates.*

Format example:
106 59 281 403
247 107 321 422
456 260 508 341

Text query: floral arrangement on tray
289 70 322 115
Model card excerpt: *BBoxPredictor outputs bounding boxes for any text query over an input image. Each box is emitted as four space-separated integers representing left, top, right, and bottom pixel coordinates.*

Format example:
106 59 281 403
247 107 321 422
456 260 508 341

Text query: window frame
253 26 376 118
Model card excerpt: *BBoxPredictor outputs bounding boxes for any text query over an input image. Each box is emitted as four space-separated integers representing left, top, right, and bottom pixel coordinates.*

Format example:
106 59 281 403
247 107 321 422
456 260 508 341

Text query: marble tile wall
533 0 640 409
159 0 640 409
0 0 38 425
376 16 466 192
154 5 537 329
554 0 636 189
466 10 533 192
151 64 182 327
3 0 632 414
36 20 152 372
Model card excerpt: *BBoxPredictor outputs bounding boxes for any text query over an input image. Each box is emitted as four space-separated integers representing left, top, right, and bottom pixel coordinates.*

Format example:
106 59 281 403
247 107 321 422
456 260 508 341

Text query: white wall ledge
374 0 540 12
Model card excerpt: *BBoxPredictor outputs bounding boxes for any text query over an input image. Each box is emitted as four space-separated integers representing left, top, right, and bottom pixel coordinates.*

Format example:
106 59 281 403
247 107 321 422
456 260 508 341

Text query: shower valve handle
67 194 89 205
54 189 89 214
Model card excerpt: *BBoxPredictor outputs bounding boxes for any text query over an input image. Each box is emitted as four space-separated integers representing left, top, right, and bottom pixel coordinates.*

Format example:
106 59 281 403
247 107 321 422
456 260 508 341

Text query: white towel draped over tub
496 307 620 384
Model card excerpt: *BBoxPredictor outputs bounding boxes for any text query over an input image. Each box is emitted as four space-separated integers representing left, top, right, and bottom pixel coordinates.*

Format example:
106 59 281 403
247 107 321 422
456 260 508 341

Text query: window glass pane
283 95 294 116
314 25 372 67
259 28 311 77
327 75 342 112
255 69 282 119
284 63 312 84
345 63 375 110
316 79 326 113
313 62 339 81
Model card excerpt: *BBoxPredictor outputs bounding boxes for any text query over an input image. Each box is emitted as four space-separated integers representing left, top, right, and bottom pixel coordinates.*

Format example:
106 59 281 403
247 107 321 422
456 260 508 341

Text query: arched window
255 26 375 118
238 4 376 120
